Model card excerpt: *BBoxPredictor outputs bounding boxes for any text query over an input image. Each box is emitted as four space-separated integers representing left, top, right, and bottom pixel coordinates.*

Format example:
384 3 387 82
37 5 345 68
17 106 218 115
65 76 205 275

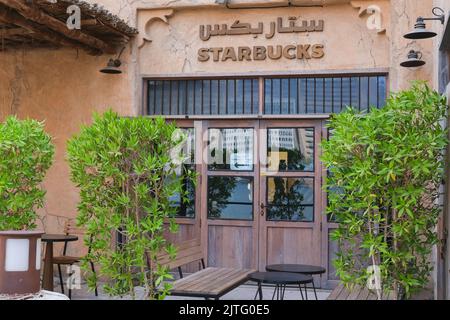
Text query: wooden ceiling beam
0 0 116 54
0 27 32 37
0 7 100 54
81 19 98 26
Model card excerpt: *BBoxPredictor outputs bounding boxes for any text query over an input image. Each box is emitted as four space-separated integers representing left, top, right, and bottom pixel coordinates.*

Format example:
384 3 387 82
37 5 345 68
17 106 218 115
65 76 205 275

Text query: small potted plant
0 116 54 295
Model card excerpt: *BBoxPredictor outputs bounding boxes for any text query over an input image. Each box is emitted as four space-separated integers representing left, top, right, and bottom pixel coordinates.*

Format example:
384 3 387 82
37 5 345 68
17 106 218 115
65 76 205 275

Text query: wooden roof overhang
0 0 138 55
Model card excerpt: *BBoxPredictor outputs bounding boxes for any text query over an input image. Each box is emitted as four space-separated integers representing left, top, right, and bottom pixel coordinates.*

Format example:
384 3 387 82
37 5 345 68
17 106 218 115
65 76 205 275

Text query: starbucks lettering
198 44 325 62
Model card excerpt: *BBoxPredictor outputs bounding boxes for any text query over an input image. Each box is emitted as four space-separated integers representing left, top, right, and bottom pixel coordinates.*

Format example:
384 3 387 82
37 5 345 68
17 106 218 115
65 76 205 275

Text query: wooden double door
173 119 334 287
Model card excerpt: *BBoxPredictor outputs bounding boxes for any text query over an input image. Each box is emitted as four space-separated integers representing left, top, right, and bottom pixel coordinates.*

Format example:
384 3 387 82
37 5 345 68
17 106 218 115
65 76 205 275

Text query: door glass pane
170 128 196 218
208 128 254 171
267 128 314 172
208 176 253 220
267 177 314 222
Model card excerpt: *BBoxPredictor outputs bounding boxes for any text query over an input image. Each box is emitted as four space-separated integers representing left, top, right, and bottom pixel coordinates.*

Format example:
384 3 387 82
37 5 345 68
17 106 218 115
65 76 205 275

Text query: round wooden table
266 264 326 300
41 234 78 291
249 272 313 300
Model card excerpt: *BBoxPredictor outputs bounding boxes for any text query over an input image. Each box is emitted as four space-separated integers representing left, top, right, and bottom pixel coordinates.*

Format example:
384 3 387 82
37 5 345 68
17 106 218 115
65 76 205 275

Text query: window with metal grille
147 78 259 115
145 75 387 116
264 76 387 114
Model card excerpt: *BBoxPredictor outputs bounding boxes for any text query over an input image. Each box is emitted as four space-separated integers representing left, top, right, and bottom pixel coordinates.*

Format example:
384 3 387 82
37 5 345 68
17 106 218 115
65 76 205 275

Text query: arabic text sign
199 17 324 41
198 17 325 62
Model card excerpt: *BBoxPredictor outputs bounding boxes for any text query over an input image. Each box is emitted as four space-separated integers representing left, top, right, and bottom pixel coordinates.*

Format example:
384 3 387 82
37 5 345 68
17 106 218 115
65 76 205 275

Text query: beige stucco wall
390 0 436 90
0 0 439 263
0 48 134 254
137 4 390 76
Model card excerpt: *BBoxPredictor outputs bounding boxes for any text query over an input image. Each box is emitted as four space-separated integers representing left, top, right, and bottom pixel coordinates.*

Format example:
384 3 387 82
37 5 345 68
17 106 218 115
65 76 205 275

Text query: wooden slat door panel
266 227 318 265
208 225 255 269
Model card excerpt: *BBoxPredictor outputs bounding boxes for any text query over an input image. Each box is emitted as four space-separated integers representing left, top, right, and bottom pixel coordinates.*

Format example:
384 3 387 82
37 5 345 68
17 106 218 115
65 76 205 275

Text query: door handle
260 203 266 217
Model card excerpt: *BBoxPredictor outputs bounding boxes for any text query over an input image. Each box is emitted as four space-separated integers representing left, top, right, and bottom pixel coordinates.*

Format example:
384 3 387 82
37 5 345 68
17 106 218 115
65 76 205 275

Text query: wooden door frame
170 118 333 281
258 120 325 275
200 119 261 269
319 120 340 289
167 119 202 233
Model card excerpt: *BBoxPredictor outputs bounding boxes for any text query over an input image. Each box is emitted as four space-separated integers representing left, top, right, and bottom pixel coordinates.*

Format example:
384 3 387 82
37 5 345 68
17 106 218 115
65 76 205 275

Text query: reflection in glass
170 169 196 218
208 177 253 220
170 128 196 218
267 128 314 172
208 128 254 171
267 177 314 222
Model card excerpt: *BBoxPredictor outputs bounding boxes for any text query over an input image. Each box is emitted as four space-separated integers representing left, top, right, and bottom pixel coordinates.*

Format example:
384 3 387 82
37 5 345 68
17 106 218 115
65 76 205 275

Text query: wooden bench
170 267 255 300
157 238 255 300
327 283 395 300
157 238 205 279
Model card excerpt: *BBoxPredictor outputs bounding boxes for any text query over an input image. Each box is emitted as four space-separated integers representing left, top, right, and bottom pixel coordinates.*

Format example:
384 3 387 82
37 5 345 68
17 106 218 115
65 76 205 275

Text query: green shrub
0 116 54 231
67 110 195 299
321 82 448 299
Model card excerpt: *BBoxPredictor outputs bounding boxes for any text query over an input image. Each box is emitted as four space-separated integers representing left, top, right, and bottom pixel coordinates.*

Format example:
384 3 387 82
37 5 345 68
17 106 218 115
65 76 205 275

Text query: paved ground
65 280 330 300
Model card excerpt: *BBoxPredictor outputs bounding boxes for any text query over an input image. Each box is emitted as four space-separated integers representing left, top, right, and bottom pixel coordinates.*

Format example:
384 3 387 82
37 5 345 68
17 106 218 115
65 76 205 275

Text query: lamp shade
0 231 43 295
404 17 437 39
100 59 122 74
404 28 437 39
400 50 426 68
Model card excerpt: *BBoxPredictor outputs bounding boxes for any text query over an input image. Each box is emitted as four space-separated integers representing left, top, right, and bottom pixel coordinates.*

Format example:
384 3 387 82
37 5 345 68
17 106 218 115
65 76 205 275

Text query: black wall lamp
404 7 445 39
400 50 426 68
100 47 126 74
401 7 445 68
